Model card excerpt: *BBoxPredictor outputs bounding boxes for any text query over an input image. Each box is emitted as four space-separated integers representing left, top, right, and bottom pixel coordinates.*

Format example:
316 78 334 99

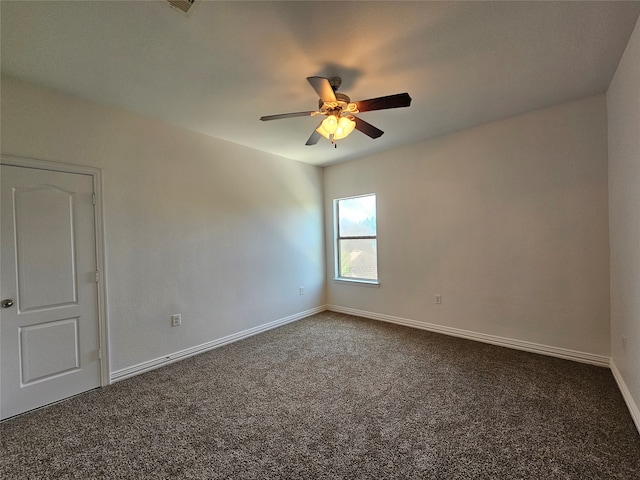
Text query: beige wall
0 71 620 391
1 76 326 373
325 95 610 357
608 15 640 428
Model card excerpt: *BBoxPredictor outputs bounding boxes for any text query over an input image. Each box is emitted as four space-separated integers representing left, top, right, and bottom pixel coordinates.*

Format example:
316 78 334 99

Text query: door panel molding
1 155 110 389
14 184 79 311
20 316 81 385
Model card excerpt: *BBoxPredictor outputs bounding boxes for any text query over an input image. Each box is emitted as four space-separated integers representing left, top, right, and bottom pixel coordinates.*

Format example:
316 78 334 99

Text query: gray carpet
1 311 639 479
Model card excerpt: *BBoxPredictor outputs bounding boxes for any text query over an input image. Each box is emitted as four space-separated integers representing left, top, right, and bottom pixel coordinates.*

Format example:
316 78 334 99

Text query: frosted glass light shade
321 116 338 134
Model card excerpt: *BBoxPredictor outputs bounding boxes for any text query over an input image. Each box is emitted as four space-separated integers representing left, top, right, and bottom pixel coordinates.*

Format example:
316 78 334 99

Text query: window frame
334 193 379 285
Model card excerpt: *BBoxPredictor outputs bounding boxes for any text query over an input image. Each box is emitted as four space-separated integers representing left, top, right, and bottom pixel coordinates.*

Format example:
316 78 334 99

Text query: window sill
333 277 380 287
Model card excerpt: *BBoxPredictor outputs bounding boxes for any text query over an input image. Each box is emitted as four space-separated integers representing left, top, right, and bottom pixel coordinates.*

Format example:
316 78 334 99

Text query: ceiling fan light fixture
317 115 356 141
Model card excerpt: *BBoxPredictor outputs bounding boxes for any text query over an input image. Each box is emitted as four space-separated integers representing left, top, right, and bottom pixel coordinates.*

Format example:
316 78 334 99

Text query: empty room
1 1 640 478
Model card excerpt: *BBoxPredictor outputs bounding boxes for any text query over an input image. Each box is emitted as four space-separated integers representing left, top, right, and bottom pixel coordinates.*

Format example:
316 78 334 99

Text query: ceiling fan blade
307 76 337 103
305 123 323 145
354 93 412 113
354 116 384 139
260 111 316 121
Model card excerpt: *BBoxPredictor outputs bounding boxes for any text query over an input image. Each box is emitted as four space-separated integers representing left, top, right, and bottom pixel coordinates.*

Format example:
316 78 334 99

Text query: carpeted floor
1 311 639 479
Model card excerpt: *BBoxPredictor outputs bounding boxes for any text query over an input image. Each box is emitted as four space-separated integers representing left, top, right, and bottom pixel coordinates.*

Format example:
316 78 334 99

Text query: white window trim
333 193 379 285
332 277 380 287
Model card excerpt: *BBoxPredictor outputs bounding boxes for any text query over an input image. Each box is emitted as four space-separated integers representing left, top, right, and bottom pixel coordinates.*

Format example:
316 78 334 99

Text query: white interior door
1 165 102 420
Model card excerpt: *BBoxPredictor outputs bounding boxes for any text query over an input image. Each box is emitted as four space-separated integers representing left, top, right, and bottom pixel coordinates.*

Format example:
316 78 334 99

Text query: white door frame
1 154 110 387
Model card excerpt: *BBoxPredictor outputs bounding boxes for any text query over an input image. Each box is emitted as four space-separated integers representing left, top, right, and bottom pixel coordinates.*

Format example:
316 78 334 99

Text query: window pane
339 239 378 280
338 195 376 237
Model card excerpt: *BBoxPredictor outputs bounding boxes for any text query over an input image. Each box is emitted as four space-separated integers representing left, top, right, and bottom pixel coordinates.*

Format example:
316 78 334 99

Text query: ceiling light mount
328 77 342 92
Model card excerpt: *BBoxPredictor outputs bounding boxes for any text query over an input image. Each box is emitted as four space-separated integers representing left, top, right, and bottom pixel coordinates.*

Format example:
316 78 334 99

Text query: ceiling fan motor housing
318 93 352 112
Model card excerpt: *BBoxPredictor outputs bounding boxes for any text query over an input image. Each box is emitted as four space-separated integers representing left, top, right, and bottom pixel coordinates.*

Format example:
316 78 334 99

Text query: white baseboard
327 305 610 367
110 305 327 383
610 359 640 435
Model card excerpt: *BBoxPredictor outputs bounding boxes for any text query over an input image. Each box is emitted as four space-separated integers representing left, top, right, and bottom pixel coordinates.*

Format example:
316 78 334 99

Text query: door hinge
95 271 100 283
92 193 96 205
98 348 102 360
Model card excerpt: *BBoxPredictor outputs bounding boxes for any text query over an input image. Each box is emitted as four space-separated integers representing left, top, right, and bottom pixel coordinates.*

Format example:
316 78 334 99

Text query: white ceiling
2 1 639 166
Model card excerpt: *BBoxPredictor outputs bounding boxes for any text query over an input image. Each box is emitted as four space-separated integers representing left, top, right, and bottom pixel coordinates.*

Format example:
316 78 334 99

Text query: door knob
1 299 14 308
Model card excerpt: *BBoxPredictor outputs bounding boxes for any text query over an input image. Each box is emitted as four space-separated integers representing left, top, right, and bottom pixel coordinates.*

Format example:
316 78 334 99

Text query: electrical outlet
435 294 442 305
171 314 181 327
299 286 304 295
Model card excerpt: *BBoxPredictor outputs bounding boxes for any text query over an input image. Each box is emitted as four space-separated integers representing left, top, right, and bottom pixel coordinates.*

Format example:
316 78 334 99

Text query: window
335 194 378 283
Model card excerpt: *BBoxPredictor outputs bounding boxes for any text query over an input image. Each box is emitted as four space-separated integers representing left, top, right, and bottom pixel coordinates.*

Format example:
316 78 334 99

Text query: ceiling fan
260 76 412 147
